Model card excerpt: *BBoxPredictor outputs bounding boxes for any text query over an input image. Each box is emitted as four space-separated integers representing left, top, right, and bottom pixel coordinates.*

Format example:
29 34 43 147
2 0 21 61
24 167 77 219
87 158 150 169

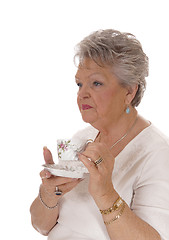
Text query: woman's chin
81 115 96 124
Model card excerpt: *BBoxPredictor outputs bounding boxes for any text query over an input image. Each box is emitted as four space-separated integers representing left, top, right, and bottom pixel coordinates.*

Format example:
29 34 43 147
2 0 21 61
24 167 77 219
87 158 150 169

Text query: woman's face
76 58 129 127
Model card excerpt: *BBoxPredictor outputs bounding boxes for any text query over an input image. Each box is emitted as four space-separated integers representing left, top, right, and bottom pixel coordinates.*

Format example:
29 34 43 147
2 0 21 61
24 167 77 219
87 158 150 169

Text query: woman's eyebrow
89 72 103 77
75 72 104 79
88 73 106 81
75 72 105 83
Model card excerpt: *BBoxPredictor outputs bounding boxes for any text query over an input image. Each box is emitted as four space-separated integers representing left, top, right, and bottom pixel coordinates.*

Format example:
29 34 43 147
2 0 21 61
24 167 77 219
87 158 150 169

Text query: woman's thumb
43 146 54 164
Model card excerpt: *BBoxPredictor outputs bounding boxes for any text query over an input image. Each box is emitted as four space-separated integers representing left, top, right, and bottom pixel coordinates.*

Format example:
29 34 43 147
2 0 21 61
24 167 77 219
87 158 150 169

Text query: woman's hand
78 142 116 204
40 147 81 197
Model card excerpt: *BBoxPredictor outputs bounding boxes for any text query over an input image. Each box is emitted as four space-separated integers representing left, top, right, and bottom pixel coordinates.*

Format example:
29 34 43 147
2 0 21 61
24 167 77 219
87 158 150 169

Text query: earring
126 106 130 114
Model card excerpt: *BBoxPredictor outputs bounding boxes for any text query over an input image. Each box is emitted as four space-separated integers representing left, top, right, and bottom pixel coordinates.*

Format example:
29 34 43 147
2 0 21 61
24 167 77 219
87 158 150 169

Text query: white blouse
48 124 169 240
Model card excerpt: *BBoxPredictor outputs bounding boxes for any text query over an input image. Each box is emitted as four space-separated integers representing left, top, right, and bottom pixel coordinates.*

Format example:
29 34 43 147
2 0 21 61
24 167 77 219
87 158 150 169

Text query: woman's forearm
95 190 161 240
105 204 160 240
30 185 59 235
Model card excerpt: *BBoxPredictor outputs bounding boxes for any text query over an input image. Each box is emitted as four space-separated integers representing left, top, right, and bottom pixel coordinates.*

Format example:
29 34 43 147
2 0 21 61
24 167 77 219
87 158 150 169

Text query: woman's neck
93 110 150 157
93 108 138 141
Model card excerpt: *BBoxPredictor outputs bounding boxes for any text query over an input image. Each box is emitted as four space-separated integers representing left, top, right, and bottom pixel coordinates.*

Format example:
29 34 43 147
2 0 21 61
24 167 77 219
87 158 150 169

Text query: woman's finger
58 178 82 194
84 142 114 171
78 153 99 175
43 146 54 164
40 172 78 187
40 169 52 180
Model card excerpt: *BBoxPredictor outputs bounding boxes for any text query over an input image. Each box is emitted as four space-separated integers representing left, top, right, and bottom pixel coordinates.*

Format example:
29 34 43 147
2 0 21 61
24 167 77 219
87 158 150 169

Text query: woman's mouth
82 104 93 110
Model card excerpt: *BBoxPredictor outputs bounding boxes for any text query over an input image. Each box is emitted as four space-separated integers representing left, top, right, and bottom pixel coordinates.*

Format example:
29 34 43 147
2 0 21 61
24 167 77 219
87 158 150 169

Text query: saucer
42 164 85 178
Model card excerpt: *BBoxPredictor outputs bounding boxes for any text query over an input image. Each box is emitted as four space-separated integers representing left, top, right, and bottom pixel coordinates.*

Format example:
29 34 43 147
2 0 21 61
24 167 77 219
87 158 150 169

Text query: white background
0 0 169 239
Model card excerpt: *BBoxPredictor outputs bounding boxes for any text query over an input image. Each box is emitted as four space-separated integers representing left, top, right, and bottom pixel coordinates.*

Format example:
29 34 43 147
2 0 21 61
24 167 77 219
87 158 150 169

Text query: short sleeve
131 148 169 240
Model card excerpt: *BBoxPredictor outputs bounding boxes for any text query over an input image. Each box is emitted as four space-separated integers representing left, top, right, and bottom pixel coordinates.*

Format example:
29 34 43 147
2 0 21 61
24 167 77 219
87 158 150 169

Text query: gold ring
94 156 103 166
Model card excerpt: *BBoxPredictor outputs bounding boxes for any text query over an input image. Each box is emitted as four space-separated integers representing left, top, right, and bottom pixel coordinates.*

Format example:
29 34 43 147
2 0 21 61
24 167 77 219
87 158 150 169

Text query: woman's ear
125 84 138 105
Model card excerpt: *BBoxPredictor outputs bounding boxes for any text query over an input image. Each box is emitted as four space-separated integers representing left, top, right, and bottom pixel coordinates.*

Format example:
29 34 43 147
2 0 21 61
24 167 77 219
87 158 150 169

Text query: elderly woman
30 29 169 240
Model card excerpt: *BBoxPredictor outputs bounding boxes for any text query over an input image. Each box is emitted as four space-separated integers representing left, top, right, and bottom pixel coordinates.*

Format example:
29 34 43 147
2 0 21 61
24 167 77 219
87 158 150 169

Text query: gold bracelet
100 197 124 215
104 202 125 225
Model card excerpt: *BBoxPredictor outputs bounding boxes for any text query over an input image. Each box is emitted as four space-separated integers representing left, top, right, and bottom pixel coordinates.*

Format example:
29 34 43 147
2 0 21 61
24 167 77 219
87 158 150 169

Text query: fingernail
41 176 46 179
43 146 47 151
45 172 51 178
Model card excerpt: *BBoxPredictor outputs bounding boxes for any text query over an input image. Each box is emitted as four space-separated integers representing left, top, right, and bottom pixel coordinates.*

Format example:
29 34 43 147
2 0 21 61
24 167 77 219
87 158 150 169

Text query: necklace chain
99 115 138 150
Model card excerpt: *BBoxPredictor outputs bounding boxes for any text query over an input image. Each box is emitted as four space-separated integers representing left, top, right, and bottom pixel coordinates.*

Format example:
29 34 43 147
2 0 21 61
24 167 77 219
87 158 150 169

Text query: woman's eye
76 82 82 88
93 81 102 86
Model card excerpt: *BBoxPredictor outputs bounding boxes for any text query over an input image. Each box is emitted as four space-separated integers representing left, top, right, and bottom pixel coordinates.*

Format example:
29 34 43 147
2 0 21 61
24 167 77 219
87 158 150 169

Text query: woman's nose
78 84 90 99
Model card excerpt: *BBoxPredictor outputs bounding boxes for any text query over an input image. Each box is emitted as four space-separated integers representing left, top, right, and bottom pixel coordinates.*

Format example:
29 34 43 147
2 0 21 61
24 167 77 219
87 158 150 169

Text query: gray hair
74 29 149 107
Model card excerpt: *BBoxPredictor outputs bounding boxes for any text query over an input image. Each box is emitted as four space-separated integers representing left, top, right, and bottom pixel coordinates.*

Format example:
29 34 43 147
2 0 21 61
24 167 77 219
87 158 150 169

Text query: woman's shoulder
134 124 169 151
133 124 169 173
115 124 169 174
134 125 169 189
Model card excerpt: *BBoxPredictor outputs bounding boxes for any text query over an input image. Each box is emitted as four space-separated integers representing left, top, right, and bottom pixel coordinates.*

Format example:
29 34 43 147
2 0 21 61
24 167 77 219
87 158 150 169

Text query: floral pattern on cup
57 140 71 159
